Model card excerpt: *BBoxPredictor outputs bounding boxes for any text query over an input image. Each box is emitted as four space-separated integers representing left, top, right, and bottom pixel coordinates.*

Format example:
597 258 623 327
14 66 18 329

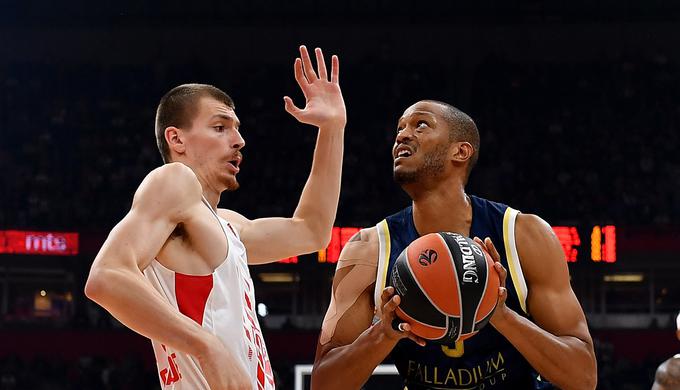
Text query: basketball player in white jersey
85 46 345 390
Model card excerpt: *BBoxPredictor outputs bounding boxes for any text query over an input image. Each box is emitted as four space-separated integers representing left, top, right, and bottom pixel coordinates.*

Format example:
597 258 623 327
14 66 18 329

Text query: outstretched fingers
283 96 302 118
330 54 339 84
299 45 318 82
293 58 310 96
314 47 328 81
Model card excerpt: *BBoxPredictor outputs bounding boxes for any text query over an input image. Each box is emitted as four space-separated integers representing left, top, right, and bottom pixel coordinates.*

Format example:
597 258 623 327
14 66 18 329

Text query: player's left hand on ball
474 237 509 325
284 45 346 130
378 287 426 347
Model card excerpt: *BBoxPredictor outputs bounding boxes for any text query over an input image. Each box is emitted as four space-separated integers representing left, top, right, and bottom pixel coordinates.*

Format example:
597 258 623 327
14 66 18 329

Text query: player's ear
166 126 186 155
450 141 474 164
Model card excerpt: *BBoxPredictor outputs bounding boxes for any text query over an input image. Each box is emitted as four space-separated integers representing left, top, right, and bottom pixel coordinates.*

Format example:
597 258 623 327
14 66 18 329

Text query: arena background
1 1 680 389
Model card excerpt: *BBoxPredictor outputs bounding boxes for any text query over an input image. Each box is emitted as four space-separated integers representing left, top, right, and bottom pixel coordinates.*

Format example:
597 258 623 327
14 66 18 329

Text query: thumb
284 96 303 118
498 286 508 306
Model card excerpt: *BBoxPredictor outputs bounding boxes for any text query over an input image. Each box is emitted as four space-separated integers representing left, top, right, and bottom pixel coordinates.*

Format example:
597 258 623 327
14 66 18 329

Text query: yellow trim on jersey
373 219 392 312
378 219 391 293
503 208 528 314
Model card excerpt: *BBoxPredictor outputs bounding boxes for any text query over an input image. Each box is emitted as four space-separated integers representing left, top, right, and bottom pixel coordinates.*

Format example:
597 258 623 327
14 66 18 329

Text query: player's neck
202 190 221 210
191 170 221 210
410 181 472 236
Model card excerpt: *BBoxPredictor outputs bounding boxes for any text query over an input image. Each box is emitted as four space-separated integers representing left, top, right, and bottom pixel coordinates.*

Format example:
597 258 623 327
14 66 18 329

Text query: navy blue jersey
373 195 553 390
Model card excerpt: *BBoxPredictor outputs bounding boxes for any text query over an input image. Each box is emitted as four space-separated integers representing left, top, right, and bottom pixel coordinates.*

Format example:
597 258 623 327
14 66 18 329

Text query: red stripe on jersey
175 273 213 326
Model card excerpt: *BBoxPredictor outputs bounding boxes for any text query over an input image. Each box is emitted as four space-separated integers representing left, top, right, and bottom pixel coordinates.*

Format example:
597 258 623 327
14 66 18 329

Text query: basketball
388 232 500 344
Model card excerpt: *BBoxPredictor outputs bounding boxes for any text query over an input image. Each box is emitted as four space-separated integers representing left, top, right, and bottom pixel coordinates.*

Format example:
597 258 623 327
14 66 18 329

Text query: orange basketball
389 232 500 343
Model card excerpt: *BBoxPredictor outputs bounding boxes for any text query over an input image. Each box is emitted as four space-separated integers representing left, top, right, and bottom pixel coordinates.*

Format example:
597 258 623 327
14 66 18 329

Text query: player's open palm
284 45 346 130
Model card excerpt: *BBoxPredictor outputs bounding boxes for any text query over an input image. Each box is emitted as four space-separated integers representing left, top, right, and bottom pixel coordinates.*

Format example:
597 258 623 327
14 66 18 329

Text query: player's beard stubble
393 143 448 185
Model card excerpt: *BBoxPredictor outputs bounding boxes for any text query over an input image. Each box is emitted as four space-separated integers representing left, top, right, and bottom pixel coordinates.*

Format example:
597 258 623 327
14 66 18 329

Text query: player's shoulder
140 163 201 195
133 163 202 214
349 226 380 246
515 213 569 285
515 213 556 243
337 227 379 266
216 208 250 233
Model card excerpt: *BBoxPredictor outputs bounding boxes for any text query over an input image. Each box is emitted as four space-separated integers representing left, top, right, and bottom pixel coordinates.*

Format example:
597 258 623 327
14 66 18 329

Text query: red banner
0 230 79 256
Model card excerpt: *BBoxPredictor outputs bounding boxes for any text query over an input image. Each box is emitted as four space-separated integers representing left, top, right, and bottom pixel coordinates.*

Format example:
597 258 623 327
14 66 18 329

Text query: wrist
489 305 515 331
318 120 346 133
191 329 218 359
368 320 400 349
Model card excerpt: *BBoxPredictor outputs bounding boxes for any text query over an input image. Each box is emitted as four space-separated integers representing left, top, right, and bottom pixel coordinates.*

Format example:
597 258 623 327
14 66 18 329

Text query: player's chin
393 166 418 185
222 175 240 192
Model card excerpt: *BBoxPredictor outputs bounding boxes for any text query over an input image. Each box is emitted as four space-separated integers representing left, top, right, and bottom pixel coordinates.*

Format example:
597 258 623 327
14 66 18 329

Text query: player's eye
417 120 428 128
214 125 225 132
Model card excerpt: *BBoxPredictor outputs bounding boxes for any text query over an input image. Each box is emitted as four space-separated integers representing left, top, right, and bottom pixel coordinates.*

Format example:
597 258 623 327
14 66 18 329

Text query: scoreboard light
553 226 581 262
278 257 299 264
317 227 360 264
295 225 618 264
592 225 616 263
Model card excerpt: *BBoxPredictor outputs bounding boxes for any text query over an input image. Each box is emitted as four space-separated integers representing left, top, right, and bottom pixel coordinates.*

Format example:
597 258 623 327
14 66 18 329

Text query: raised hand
284 45 346 130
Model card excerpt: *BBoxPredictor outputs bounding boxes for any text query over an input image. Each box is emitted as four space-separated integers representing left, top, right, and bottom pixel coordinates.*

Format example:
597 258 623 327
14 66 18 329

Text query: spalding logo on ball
389 232 500 344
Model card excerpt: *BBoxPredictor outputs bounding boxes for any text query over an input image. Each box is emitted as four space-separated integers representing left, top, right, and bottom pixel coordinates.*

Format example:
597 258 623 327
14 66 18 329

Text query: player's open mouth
227 158 241 173
394 145 414 162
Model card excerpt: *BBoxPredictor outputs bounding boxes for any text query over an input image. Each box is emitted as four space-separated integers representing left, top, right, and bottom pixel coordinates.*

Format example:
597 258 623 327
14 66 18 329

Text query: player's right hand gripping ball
389 232 500 344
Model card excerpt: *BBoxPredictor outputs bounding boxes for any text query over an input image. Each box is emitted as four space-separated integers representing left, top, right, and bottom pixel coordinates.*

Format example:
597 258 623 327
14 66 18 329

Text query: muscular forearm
293 126 344 245
493 311 597 390
312 325 396 390
85 266 211 356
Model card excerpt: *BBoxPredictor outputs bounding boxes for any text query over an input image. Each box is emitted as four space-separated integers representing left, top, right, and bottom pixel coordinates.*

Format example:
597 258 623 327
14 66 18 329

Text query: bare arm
223 46 346 264
481 214 597 390
311 229 424 390
85 162 250 389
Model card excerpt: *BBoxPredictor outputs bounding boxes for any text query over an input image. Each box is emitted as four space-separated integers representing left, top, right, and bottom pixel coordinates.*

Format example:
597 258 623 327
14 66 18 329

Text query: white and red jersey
143 201 275 389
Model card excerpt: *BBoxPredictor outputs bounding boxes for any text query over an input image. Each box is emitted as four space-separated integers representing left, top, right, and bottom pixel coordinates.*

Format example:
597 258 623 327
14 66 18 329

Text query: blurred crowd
1 51 679 232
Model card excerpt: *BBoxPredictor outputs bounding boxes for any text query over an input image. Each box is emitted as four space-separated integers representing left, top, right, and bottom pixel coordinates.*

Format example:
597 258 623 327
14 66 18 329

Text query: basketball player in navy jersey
312 100 596 390
85 46 345 389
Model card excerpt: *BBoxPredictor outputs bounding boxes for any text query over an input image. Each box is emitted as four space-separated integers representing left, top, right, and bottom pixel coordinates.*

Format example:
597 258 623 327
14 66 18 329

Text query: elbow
303 223 333 253
584 364 598 390
561 360 597 390
310 366 333 390
314 230 333 252
574 375 597 390
84 268 109 303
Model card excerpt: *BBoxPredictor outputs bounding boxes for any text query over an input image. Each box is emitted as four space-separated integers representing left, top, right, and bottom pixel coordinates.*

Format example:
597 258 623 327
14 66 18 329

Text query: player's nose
396 126 414 144
232 131 245 150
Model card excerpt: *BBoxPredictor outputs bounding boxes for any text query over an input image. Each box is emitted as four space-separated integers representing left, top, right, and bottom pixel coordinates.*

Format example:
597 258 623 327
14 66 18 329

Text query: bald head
421 100 480 178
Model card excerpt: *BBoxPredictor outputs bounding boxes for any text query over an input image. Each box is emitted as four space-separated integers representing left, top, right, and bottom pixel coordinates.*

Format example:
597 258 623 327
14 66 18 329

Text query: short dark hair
423 100 480 180
155 83 234 163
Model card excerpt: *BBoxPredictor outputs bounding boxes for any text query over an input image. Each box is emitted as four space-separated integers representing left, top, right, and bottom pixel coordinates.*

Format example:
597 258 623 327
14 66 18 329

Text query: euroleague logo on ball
418 249 438 266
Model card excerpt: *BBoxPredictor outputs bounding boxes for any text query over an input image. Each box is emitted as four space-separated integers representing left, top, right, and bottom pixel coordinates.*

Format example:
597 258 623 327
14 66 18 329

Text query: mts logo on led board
0 230 79 255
